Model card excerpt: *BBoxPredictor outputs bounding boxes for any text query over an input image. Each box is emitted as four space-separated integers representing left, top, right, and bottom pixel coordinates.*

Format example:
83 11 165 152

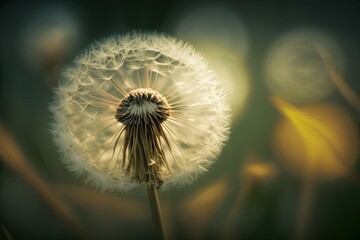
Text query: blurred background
0 0 359 239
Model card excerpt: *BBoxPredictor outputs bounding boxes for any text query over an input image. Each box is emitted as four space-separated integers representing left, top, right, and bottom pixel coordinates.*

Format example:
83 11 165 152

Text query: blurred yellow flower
271 96 358 180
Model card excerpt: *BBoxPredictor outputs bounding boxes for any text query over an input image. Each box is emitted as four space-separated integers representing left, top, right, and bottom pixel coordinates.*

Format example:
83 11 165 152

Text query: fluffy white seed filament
115 88 171 186
50 33 231 192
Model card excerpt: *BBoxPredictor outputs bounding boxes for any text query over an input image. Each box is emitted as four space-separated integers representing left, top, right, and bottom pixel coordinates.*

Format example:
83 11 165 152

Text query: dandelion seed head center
115 88 170 125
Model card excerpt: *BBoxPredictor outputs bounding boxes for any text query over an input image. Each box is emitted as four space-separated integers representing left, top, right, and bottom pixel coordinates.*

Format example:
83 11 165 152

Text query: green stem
147 184 166 239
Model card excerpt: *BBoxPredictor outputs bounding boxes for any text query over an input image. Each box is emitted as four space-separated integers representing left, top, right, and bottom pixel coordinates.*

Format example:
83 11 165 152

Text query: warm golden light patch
243 162 278 182
179 179 229 237
272 96 359 180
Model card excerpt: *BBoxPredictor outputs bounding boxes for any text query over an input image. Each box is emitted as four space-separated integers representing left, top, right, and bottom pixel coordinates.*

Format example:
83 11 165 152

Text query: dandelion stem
147 184 166 240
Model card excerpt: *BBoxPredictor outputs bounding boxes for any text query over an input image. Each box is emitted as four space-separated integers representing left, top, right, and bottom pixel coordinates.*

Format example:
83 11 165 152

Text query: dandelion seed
50 32 230 192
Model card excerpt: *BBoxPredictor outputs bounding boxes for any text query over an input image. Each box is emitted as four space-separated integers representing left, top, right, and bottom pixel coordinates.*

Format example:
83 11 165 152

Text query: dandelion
49 32 230 192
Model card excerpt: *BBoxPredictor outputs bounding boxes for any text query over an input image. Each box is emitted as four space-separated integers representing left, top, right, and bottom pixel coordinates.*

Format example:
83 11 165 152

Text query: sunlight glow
271 96 359 180
173 5 250 119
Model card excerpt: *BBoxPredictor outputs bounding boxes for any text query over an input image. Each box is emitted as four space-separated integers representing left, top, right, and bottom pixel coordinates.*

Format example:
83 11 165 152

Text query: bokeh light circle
265 29 344 103
172 4 251 119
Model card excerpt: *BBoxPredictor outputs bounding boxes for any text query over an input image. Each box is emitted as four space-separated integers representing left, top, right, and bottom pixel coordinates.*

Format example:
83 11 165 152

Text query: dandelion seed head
50 32 231 192
116 88 170 124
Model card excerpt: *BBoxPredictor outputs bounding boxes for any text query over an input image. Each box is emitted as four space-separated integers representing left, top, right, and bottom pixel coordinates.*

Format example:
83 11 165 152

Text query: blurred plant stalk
53 184 147 220
222 158 277 240
1 226 14 240
0 122 87 238
271 96 359 240
317 45 360 112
